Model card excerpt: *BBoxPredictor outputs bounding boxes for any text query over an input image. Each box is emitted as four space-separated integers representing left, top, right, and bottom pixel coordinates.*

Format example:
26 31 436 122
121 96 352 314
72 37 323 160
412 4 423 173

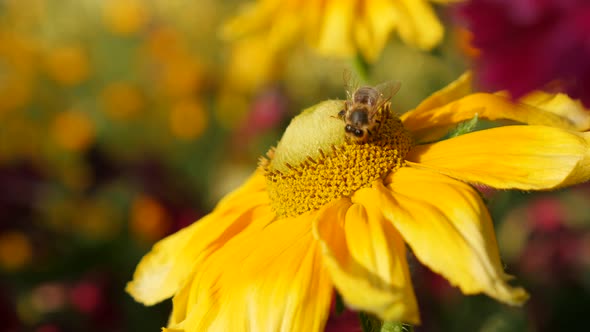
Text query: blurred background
0 1 588 331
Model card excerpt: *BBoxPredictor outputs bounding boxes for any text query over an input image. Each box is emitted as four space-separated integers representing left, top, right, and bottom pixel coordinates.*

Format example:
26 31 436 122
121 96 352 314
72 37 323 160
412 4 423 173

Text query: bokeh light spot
102 0 149 36
130 195 171 242
44 46 90 86
169 98 208 141
0 231 33 271
100 82 144 120
51 109 96 152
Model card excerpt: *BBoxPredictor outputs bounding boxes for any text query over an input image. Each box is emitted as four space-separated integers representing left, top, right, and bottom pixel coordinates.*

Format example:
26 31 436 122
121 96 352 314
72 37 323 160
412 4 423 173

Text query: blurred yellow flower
44 45 90 86
223 0 456 63
51 109 96 152
0 231 33 271
100 82 144 120
169 98 208 140
127 73 590 330
224 36 283 93
102 0 149 36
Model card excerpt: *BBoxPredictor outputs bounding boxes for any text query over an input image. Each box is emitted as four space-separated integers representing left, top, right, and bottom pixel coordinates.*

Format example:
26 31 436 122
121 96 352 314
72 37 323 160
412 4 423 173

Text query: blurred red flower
456 0 590 107
325 300 362 332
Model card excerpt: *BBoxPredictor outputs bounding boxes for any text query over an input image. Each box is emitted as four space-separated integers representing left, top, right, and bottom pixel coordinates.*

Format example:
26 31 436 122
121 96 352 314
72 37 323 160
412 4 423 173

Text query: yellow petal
380 167 528 304
394 0 444 50
518 91 590 131
215 168 268 208
169 209 333 332
313 197 420 323
400 71 471 142
403 71 473 115
407 126 590 190
402 74 589 141
402 92 580 143
126 170 270 305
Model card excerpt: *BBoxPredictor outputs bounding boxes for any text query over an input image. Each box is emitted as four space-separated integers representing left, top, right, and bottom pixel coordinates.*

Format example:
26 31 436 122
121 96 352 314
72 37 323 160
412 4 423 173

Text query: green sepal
358 312 414 332
447 113 479 138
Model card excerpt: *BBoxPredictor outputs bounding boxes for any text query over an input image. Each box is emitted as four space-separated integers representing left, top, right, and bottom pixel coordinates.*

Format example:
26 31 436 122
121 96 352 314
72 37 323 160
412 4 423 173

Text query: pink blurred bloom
325 298 362 332
527 197 564 232
456 0 590 107
69 281 102 314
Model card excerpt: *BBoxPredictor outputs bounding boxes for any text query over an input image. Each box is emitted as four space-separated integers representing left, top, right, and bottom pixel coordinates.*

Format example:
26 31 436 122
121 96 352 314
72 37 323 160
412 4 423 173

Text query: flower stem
358 312 413 332
381 321 413 332
352 53 371 85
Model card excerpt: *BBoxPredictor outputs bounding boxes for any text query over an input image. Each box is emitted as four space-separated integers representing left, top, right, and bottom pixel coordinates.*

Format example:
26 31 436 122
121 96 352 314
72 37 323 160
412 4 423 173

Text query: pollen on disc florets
261 100 413 218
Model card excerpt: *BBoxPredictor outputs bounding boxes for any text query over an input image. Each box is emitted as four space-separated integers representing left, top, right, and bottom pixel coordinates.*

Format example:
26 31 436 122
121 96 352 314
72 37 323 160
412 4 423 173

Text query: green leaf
448 113 479 138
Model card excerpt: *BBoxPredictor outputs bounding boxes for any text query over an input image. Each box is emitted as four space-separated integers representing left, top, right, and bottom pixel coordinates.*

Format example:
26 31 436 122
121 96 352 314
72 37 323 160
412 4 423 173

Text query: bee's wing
373 80 401 115
343 69 359 100
374 80 401 102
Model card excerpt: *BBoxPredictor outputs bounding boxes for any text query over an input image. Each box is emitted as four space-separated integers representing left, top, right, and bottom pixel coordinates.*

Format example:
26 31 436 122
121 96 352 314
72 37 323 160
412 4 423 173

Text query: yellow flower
224 36 284 93
223 0 457 62
127 72 590 330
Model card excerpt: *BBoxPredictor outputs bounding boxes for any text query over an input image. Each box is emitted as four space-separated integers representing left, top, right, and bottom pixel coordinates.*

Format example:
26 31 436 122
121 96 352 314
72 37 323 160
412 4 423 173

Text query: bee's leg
331 110 346 120
374 120 383 133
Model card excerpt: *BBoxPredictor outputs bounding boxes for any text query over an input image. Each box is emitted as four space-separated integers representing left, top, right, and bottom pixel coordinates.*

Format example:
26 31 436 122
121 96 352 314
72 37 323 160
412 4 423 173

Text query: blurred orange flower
102 0 149 36
44 45 90 86
0 32 36 113
100 82 144 120
0 231 33 271
51 109 96 152
130 195 171 243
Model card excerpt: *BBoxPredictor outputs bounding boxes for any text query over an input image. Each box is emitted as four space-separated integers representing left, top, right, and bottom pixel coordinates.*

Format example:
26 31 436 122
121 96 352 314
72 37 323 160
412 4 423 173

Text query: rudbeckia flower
127 72 590 331
223 0 459 62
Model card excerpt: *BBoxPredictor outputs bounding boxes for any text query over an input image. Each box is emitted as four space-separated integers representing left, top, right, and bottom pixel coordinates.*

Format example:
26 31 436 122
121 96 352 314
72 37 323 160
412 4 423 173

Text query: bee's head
345 124 365 139
350 109 369 126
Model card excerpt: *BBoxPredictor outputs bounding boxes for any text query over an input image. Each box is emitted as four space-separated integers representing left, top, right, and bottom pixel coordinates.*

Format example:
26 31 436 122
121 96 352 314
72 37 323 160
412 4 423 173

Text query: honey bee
337 73 401 143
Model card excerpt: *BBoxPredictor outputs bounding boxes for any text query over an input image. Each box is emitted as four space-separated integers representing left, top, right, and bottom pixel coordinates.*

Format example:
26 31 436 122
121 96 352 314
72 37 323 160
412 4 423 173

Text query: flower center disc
262 100 413 218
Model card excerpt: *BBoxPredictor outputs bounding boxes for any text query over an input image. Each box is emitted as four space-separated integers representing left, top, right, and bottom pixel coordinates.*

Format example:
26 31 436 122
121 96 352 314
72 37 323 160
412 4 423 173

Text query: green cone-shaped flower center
262 100 413 218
